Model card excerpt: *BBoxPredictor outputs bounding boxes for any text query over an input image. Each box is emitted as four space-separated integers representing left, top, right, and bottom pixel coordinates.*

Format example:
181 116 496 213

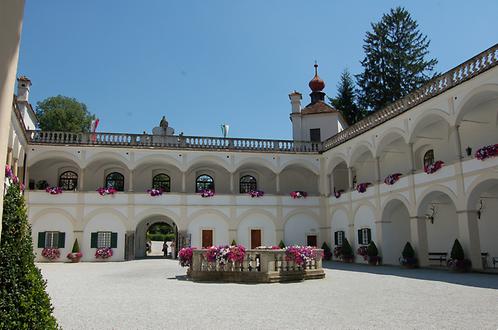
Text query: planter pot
368 256 381 265
69 256 81 263
341 257 354 263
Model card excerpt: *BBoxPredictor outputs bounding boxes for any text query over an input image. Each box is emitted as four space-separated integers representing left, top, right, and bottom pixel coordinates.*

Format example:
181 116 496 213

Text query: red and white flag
91 118 99 143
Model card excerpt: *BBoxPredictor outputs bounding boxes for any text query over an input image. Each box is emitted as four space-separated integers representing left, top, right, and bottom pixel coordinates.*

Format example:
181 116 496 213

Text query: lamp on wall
425 204 436 224
477 199 483 219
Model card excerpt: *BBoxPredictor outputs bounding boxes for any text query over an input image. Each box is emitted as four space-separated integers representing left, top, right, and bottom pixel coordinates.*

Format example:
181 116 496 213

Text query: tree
0 176 58 328
329 69 366 125
36 95 95 133
356 7 438 112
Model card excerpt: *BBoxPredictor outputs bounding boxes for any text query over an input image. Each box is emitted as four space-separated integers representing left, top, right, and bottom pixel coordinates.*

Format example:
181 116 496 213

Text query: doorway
202 229 213 247
251 229 262 249
307 235 317 247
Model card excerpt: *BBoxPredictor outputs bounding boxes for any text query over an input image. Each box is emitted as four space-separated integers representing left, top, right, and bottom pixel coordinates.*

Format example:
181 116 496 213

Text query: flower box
67 252 83 263
290 191 307 199
42 248 60 261
96 187 117 196
333 188 344 199
424 160 444 174
285 245 323 266
475 144 498 161
356 182 371 193
384 173 402 185
356 246 368 260
95 247 113 259
147 188 164 197
45 186 63 195
200 189 215 198
248 190 264 198
447 258 471 272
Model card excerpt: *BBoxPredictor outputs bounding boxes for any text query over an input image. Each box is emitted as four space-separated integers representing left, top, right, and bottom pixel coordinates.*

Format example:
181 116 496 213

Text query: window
152 173 171 192
423 149 434 168
334 231 345 246
310 128 321 142
59 171 78 191
37 231 65 248
196 174 214 193
357 228 371 246
91 231 118 248
239 175 257 193
105 172 125 191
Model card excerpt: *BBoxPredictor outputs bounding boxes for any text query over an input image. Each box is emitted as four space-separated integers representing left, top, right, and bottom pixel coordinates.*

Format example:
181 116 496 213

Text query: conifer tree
0 179 58 329
356 7 438 112
330 69 366 125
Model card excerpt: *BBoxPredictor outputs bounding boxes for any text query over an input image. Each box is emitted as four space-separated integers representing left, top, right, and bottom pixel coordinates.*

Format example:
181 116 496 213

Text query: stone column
375 157 381 183
348 167 354 190
12 157 18 176
456 210 482 270
6 147 12 166
78 168 85 191
128 170 134 192
0 0 25 241
229 172 234 194
409 216 429 266
328 173 334 195
181 172 186 193
124 230 135 261
275 173 280 194
453 125 463 160
408 143 415 173
275 228 284 245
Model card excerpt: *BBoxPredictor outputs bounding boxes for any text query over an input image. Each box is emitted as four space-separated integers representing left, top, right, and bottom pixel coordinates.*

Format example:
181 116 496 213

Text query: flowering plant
475 144 498 161
178 247 195 267
4 165 24 191
200 189 215 198
5 164 13 179
203 245 247 264
290 191 307 199
41 248 60 260
248 190 264 198
97 187 117 196
384 173 402 185
333 188 344 199
95 247 113 259
356 246 368 260
284 246 322 266
255 246 281 250
45 186 63 195
147 188 164 197
424 160 444 174
356 182 371 193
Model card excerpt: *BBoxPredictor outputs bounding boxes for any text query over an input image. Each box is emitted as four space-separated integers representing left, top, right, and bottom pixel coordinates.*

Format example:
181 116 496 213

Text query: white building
6 44 498 270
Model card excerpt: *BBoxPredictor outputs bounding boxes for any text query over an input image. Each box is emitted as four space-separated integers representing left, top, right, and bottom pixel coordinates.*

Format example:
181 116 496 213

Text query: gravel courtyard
39 260 498 330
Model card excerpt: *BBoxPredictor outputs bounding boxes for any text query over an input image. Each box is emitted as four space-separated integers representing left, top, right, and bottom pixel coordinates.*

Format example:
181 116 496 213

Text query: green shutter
58 232 65 248
111 232 118 248
358 229 363 245
334 232 338 245
91 232 98 248
367 228 372 244
38 232 46 248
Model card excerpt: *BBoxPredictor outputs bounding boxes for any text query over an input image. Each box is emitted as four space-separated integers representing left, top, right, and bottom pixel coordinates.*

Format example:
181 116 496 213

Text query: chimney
289 91 302 113
17 76 32 102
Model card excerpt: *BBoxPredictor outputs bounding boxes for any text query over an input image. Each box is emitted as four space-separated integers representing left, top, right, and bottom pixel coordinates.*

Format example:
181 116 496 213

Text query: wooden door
307 235 317 247
202 230 213 248
250 229 261 249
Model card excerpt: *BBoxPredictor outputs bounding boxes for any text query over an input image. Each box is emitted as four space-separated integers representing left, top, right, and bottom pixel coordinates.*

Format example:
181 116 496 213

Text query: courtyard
39 260 498 329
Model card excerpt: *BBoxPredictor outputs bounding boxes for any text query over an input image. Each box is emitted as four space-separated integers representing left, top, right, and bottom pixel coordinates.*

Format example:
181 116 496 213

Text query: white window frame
45 231 59 248
97 231 112 248
336 231 344 247
360 228 370 245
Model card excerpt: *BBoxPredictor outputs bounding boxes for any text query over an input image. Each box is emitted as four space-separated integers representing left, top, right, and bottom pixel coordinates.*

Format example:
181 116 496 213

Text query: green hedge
147 233 175 242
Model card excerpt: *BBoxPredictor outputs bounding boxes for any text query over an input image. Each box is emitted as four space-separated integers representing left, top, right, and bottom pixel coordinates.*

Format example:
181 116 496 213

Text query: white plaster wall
31 213 74 262
301 113 339 141
133 166 182 192
353 205 376 262
330 209 350 260
236 214 276 247
284 214 319 246
83 212 127 261
426 203 458 256
29 161 79 189
188 214 229 247
478 202 498 260
381 202 411 265
279 168 318 195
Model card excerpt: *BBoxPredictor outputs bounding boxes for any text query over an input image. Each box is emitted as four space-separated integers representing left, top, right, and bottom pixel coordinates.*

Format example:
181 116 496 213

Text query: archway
135 216 178 259
381 198 411 265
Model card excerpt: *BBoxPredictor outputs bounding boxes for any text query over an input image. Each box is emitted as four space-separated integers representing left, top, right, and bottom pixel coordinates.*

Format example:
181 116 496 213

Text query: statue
159 116 168 129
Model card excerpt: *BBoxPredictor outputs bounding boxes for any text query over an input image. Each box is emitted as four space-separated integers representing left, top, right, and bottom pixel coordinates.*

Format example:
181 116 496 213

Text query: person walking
162 239 168 257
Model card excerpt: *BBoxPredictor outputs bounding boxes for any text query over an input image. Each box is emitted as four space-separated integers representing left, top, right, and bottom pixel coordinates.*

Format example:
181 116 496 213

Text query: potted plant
36 180 49 190
447 239 471 272
340 238 354 263
278 240 286 249
399 242 418 268
67 239 82 263
321 242 332 261
367 241 380 265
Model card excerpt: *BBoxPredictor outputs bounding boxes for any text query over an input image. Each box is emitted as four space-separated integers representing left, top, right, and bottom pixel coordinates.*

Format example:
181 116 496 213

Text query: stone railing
323 43 498 150
26 130 322 153
190 249 325 283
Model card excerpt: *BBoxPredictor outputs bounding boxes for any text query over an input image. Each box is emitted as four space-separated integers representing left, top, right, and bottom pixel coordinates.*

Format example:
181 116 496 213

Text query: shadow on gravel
322 261 498 290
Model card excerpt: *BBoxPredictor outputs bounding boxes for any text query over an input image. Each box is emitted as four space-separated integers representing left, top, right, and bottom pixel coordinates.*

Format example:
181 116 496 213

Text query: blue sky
17 1 498 139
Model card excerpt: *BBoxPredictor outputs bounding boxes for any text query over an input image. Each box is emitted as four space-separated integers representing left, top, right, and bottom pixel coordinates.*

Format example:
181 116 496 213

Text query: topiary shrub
321 242 332 260
402 242 415 259
450 239 464 260
231 239 237 246
341 238 353 259
367 241 378 257
72 239 80 253
35 180 49 190
278 240 286 249
0 178 59 329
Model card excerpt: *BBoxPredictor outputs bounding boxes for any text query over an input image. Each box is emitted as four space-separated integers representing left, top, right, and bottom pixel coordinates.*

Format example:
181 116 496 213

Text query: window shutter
38 232 45 248
58 232 66 248
111 232 118 248
367 228 372 244
334 231 338 245
357 229 363 245
91 232 98 248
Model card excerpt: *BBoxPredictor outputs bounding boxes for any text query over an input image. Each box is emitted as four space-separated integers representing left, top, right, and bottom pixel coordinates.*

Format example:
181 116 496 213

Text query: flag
91 118 99 143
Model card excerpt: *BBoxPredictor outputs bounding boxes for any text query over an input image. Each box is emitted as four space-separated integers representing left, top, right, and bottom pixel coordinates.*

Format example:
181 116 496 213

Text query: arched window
152 173 171 192
105 172 125 191
59 171 78 191
239 175 257 193
196 174 214 193
423 149 434 168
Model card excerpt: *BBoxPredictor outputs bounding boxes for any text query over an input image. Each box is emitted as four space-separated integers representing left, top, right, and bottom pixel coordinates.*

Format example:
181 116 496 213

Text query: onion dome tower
308 62 326 105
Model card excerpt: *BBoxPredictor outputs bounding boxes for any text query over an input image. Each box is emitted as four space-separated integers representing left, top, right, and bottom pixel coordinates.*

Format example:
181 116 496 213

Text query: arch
283 209 321 228
186 155 232 174
59 170 78 191
105 172 125 191
134 207 181 229
30 208 79 229
236 208 278 226
381 193 413 215
83 152 130 169
131 154 183 172
380 197 412 265
83 207 128 229
349 140 375 166
135 212 178 259
353 200 378 220
283 211 321 246
239 175 257 193
416 184 459 217
465 174 498 211
374 127 409 158
236 210 277 247
196 174 214 192
27 150 82 167
152 173 171 192
455 83 498 125
278 159 319 175
186 208 231 229
326 152 349 175
187 208 230 247
234 157 277 173
408 109 451 143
